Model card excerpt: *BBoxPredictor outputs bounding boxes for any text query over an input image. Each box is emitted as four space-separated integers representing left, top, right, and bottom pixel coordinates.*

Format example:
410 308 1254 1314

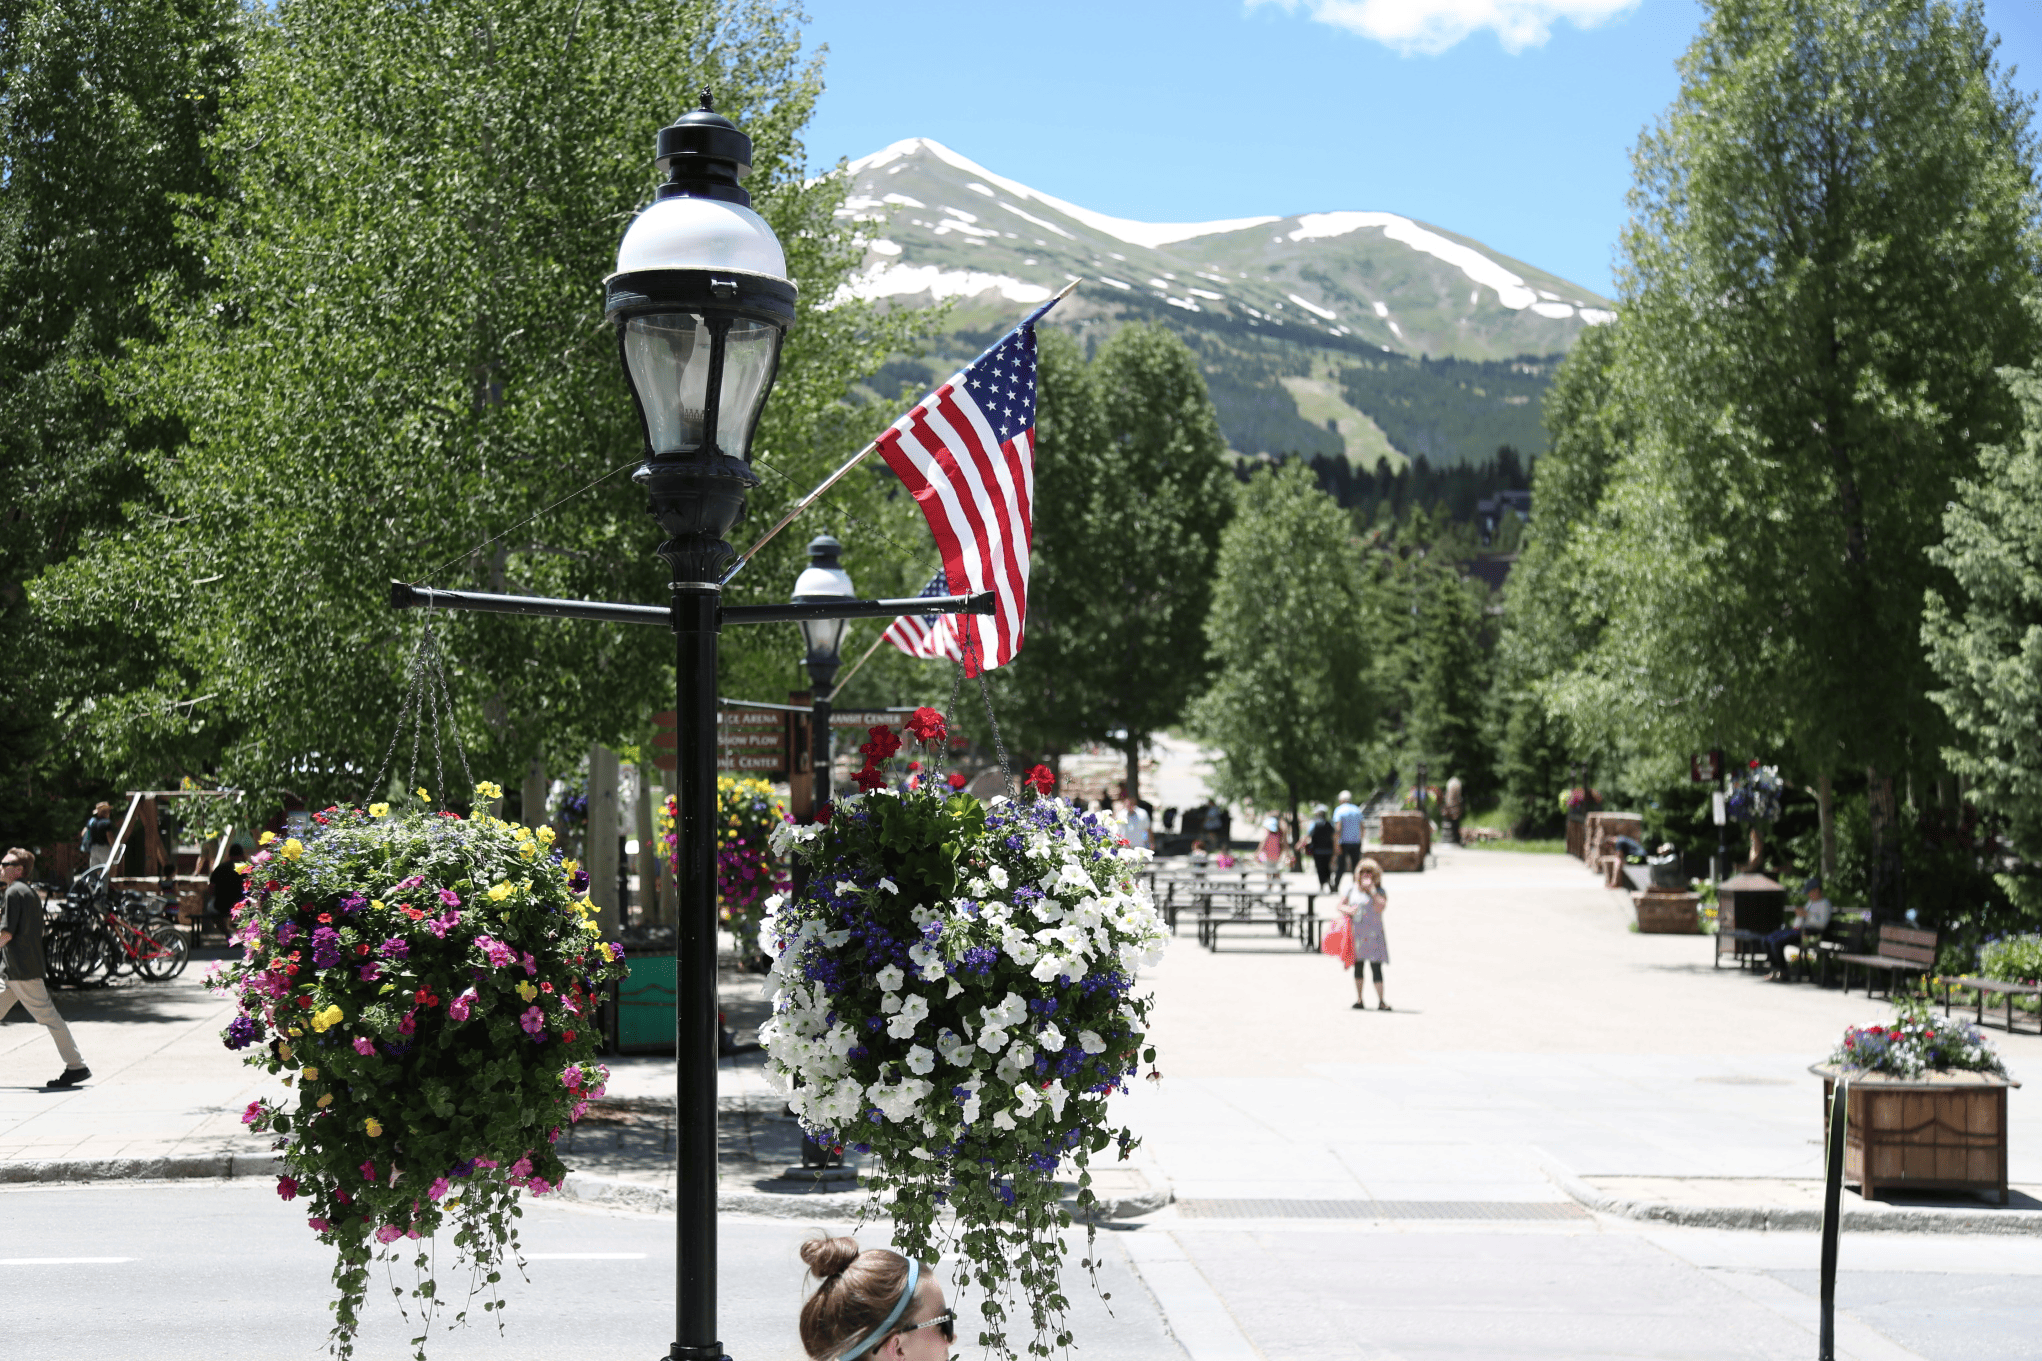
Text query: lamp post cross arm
390 580 993 628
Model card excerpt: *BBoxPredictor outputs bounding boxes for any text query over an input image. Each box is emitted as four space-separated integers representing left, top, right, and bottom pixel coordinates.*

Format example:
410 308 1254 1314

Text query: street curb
0 1151 284 1185
1544 1164 2042 1236
559 1156 1174 1222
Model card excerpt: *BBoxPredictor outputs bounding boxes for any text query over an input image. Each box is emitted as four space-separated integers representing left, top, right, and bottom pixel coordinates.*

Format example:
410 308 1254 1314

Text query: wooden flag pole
828 627 890 697
720 279 1081 585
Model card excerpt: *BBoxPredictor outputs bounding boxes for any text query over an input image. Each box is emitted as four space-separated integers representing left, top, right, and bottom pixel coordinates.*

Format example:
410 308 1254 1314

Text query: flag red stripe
931 391 1027 665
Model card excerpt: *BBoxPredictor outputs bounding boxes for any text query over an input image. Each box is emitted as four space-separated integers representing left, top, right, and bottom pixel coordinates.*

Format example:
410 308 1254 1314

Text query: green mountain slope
837 139 1612 466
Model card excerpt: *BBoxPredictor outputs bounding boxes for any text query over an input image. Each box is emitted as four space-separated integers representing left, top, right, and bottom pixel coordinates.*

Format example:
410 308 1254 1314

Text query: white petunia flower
1038 1023 1065 1052
1079 1030 1106 1054
978 1027 1009 1055
987 864 1009 889
878 876 900 895
875 964 905 992
904 1045 935 1075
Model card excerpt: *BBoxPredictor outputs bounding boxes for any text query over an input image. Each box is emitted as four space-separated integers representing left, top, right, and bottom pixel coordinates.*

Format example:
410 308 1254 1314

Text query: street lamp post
386 95 992 1361
793 533 855 811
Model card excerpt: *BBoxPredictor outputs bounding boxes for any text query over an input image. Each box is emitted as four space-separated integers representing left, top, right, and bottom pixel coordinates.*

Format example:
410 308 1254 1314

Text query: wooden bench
1835 926 1938 998
1940 976 2042 1035
1193 887 1322 953
1143 867 1287 930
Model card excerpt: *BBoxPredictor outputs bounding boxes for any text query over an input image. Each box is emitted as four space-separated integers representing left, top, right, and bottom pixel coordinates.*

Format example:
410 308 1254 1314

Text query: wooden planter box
1634 890 1700 934
1371 845 1424 874
1810 1064 2020 1204
1566 817 1586 860
1377 811 1430 858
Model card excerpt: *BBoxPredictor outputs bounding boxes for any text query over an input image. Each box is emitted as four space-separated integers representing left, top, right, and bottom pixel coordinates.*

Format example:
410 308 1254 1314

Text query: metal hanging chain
364 623 475 808
932 657 968 790
961 630 1015 799
366 630 435 804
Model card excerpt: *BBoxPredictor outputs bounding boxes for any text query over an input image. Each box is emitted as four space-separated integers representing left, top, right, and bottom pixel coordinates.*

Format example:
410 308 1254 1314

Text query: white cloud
1255 0 1638 56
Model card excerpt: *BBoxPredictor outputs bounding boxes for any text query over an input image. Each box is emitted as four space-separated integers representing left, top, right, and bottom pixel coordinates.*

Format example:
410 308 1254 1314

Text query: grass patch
1463 837 1569 854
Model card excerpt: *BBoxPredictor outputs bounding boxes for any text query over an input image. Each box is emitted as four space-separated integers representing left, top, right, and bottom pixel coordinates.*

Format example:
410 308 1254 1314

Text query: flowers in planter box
758 708 1166 1358
211 785 626 1360
1830 995 2007 1077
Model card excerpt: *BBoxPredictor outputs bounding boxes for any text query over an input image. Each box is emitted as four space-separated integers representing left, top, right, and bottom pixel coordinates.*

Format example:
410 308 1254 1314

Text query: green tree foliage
29 0 916 812
1540 0 2041 911
1337 353 1556 465
1191 462 1380 834
985 324 1231 799
1926 358 2042 907
0 0 239 839
1490 323 1626 832
1406 558 1493 801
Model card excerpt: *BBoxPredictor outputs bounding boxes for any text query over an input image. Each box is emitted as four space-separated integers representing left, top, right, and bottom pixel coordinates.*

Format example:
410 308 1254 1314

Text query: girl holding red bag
1338 858 1390 1011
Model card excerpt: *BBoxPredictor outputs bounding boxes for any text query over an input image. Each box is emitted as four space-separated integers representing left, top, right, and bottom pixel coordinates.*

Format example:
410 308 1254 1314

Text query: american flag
876 296 1061 676
880 569 965 661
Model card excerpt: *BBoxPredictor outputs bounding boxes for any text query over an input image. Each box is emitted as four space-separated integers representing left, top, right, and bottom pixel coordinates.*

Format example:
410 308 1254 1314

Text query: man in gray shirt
1 847 90 1086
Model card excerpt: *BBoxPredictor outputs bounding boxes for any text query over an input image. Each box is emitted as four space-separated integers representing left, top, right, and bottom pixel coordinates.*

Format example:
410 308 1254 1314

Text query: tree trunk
1124 739 1141 808
1288 781 1301 873
1746 823 1765 873
1817 772 1836 885
1866 764 1904 924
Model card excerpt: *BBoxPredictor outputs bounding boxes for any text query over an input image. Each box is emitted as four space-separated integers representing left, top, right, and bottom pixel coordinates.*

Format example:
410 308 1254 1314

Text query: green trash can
611 948 676 1055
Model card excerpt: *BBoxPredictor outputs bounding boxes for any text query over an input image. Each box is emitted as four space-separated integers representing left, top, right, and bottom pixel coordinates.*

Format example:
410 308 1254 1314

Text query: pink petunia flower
437 889 461 908
560 1065 583 1091
508 1156 533 1181
359 1160 377 1182
276 1175 299 1201
471 1157 500 1170
374 1224 404 1244
570 1100 589 1124
357 962 381 982
427 1177 450 1202
398 1009 417 1036
527 1177 554 1196
520 951 537 977
448 987 476 1021
241 1100 264 1126
519 1006 544 1036
307 1216 331 1232
353 1036 376 1056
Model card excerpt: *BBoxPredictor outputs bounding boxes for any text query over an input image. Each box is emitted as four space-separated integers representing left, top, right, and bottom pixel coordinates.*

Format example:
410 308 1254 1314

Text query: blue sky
796 0 2042 298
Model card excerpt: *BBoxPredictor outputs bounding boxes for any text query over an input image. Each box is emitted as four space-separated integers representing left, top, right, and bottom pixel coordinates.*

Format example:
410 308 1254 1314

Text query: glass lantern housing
794 533 857 682
605 100 798 484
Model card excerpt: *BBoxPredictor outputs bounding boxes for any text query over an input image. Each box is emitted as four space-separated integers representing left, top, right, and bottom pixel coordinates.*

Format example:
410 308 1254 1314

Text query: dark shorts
1353 959 1383 981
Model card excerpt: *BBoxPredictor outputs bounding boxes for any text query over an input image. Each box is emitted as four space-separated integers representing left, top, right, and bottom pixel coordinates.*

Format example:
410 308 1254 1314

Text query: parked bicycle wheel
57 924 115 986
136 922 191 981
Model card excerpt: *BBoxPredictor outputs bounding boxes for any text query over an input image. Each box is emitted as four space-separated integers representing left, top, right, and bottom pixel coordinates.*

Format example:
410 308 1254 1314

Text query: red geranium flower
947 771 968 790
1025 764 1056 796
852 766 887 794
860 725 903 761
905 706 946 745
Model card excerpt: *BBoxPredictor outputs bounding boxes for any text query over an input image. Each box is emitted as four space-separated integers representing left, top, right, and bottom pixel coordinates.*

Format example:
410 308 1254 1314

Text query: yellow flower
371 900 385 912
416 787 429 801
516 981 538 1002
475 780 504 800
285 1027 302 1038
520 843 538 860
309 1004 343 1033
487 882 514 902
537 825 556 846
581 919 602 935
561 858 579 879
259 831 277 846
368 802 390 818
233 861 252 875
364 1117 383 1137
278 1042 293 1061
302 1066 319 1081
280 838 305 861
316 1093 334 1109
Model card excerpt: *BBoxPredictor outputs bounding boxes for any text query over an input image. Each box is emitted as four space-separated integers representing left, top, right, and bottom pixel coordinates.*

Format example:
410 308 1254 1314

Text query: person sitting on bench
1765 877 1831 981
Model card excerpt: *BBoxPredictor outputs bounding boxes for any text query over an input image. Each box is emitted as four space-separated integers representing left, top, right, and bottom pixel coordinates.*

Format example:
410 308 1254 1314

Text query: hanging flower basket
212 784 627 1359
760 709 1167 1358
1724 762 1783 824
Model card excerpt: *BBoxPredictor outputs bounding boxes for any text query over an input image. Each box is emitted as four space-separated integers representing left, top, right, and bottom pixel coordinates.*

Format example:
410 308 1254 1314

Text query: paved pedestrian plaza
3 843 2040 1358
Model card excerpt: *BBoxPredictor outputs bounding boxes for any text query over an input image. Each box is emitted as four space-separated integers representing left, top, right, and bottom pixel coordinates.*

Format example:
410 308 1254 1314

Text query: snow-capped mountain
834 138 1613 467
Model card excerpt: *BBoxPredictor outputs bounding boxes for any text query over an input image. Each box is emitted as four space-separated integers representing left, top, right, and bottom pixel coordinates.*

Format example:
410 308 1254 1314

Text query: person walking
0 848 90 1087
1119 793 1151 852
1331 789 1364 889
79 802 115 871
1296 803 1336 890
1338 856 1391 1011
1255 814 1285 871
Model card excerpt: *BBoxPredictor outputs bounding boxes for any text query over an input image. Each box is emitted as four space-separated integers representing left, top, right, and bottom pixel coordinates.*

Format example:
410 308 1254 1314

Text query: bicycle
45 868 189 984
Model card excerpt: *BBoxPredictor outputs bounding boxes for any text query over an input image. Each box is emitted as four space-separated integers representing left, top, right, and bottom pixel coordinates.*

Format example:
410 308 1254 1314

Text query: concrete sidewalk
1120 841 2042 1231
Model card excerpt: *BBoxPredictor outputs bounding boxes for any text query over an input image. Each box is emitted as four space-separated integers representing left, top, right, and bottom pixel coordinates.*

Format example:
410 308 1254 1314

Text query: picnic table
1139 866 1322 952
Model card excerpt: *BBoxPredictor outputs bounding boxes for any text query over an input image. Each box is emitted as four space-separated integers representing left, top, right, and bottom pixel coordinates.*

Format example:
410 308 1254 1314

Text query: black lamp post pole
670 580 724 1358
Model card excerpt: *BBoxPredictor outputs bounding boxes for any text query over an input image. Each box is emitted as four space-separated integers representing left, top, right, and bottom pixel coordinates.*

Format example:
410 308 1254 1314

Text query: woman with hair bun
798 1235 954 1361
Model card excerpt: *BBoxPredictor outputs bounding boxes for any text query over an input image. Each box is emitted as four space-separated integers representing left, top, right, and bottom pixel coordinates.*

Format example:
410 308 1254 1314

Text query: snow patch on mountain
1287 292 1338 321
1288 211 1539 310
849 138 1279 250
843 263 1052 305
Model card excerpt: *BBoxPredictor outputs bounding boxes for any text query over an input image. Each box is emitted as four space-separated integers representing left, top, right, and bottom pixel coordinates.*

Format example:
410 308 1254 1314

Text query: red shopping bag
1320 914 1354 970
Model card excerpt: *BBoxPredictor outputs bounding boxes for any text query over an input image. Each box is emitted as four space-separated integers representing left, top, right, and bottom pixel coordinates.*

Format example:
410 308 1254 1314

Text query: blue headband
834 1257 919 1361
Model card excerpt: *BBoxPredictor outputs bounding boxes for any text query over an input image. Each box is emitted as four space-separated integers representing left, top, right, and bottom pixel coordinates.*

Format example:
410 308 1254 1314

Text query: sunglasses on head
1 860 25 869
897 1311 954 1343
